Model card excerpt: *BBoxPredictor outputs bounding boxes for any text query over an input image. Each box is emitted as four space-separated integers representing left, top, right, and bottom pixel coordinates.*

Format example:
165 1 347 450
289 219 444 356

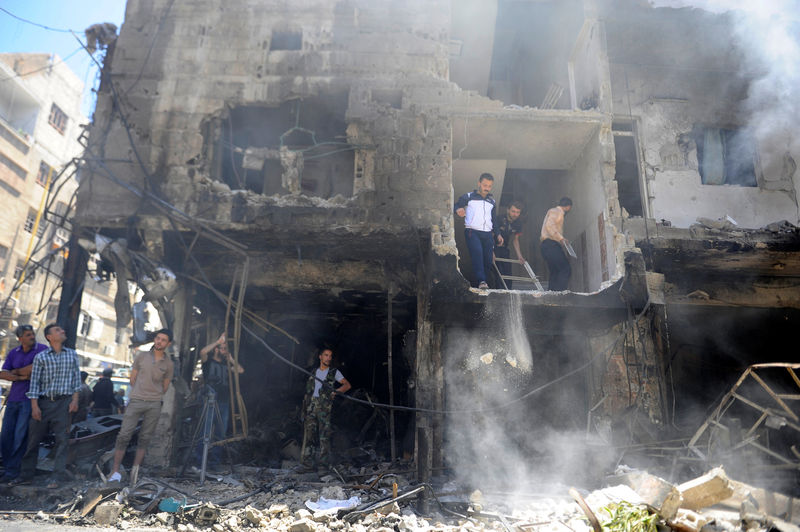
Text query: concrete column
56 233 88 349
414 284 444 484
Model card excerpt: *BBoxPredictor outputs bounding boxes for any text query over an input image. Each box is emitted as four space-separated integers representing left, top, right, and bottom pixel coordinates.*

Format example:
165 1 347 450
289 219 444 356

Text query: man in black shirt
493 200 525 288
91 368 119 416
195 333 244 469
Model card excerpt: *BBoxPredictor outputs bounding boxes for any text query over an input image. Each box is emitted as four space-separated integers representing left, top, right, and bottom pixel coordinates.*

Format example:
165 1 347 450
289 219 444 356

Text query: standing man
12 324 81 488
301 347 351 472
0 325 48 483
494 200 526 288
107 329 174 483
74 371 93 422
540 197 573 291
195 332 244 470
455 173 496 289
91 368 119 416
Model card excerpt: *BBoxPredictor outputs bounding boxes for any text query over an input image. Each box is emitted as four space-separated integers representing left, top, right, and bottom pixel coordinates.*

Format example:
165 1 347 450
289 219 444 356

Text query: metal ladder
493 258 544 291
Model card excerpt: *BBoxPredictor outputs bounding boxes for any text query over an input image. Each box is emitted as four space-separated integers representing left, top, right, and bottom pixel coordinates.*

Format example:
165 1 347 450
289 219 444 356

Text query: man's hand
31 404 42 421
497 235 504 246
218 332 226 346
518 257 526 265
69 399 78 413
456 207 466 217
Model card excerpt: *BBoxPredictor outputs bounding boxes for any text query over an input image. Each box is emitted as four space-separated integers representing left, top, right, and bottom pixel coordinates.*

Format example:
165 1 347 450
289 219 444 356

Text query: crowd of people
455 172 574 291
0 324 171 486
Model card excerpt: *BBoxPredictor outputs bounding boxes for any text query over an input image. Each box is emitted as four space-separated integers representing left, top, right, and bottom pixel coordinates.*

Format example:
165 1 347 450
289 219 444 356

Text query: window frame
48 103 68 135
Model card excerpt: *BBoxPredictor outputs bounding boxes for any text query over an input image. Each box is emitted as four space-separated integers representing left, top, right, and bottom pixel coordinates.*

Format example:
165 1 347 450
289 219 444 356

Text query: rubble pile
1 463 798 531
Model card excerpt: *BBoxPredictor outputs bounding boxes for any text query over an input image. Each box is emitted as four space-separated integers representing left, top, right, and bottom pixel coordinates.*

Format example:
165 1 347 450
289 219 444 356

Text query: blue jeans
465 228 494 285
1 400 31 479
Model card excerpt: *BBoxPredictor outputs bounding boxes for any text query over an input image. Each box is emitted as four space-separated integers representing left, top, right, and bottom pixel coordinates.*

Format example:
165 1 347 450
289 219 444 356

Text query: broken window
613 121 644 217
36 160 53 187
694 126 757 187
487 0 583 108
208 94 355 199
48 103 68 135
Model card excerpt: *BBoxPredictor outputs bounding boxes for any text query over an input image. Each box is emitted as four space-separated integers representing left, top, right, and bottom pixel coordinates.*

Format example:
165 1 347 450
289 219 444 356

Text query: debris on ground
1 460 799 531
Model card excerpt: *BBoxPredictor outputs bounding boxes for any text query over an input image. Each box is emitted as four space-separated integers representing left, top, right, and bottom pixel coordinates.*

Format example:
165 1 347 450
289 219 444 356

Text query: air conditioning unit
103 345 115 356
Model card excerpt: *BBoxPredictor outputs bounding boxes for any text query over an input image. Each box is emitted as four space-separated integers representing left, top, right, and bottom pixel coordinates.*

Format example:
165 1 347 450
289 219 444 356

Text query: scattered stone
289 517 316 532
156 512 172 525
269 503 291 516
94 501 123 526
212 524 225 532
667 508 709 532
224 515 238 529
376 501 401 516
244 505 264 524
295 508 313 520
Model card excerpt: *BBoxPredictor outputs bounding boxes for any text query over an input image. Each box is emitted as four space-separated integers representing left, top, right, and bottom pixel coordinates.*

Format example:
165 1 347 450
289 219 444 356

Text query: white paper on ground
305 496 361 513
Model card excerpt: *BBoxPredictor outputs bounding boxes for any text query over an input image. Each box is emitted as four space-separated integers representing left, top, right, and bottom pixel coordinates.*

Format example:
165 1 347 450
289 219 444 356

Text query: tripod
180 387 232 484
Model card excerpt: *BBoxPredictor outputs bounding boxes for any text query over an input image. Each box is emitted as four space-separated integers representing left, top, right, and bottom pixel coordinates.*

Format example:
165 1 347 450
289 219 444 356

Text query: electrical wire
75 29 655 420
0 47 83 83
0 6 73 33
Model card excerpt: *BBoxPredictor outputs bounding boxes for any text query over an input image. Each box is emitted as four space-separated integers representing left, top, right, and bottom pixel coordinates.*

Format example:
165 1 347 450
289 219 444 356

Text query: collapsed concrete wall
78 0 455 242
605 3 800 229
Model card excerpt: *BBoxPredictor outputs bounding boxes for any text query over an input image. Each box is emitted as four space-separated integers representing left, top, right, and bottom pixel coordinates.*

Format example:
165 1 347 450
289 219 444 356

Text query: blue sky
0 0 127 115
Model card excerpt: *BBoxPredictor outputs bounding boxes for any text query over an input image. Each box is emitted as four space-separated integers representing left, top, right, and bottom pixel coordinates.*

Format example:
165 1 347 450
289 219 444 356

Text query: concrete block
94 502 123 526
617 470 682 519
677 466 733 511
667 508 709 532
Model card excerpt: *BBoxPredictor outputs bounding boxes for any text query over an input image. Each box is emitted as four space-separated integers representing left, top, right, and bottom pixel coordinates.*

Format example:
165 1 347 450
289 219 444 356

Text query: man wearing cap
12 324 81 487
0 325 48 483
107 328 174 483
92 367 119 416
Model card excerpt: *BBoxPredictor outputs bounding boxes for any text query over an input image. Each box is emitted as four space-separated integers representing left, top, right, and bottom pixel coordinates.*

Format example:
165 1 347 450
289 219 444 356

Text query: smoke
443 311 617 494
648 0 800 180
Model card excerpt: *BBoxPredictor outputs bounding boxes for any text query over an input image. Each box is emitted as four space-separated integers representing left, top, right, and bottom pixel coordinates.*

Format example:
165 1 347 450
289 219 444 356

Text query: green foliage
601 501 661 532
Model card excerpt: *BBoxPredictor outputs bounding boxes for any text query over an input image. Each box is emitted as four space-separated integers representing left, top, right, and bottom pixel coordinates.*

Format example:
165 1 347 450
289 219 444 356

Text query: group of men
454 172 574 291
0 320 349 483
0 324 174 487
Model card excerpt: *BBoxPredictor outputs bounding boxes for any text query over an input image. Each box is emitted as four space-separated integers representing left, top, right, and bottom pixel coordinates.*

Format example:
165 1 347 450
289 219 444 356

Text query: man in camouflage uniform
301 348 350 471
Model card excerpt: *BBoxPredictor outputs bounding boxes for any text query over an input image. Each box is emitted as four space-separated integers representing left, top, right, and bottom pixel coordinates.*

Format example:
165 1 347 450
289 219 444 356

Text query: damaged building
70 0 800 493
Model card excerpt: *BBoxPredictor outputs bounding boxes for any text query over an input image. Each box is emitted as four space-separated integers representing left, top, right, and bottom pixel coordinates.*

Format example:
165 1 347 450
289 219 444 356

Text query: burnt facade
74 0 800 486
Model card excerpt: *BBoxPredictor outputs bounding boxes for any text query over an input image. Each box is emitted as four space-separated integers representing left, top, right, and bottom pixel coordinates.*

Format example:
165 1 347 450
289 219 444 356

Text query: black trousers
20 396 71 479
540 239 571 291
